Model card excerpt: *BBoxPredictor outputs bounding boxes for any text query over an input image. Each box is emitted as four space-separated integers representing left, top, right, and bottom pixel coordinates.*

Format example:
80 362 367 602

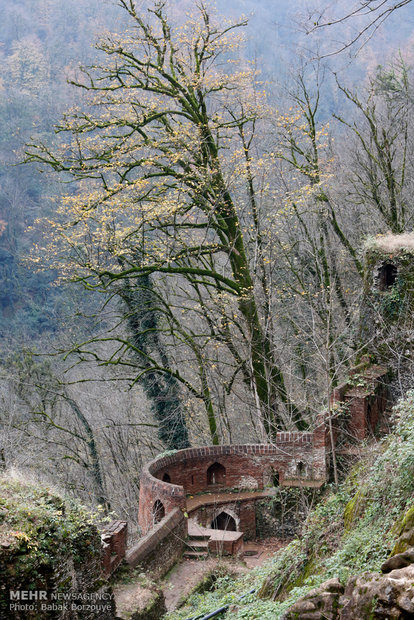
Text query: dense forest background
1 0 414 531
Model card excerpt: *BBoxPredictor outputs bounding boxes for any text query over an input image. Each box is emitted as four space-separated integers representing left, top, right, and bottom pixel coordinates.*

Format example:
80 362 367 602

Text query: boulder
381 547 414 573
114 576 166 620
391 505 414 555
282 578 344 620
339 565 414 619
283 565 414 619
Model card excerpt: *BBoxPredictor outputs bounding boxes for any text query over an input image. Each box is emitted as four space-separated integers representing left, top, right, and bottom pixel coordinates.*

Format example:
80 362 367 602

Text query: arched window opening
153 500 165 524
263 467 278 488
162 472 171 483
211 512 237 531
297 461 305 477
378 262 397 290
207 462 226 486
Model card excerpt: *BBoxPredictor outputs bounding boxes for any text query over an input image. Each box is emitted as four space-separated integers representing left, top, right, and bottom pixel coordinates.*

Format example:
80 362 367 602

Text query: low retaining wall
125 508 186 579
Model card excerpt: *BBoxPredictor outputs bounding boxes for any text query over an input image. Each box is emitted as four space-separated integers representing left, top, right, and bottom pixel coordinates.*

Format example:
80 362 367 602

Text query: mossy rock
390 505 414 555
344 489 365 531
288 557 319 591
114 577 166 620
257 554 307 600
0 475 113 618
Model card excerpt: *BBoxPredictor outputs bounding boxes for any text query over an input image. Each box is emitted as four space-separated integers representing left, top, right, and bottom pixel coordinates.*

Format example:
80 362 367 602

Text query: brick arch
378 261 397 290
296 461 306 477
207 462 226 485
211 506 240 531
211 511 237 531
263 466 279 487
153 499 165 525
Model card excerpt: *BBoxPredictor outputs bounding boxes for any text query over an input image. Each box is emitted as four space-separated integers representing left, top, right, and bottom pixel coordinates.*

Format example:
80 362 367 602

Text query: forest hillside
1 1 414 618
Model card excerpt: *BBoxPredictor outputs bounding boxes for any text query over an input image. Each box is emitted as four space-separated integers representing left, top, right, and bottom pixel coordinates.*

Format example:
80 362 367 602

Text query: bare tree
307 0 412 56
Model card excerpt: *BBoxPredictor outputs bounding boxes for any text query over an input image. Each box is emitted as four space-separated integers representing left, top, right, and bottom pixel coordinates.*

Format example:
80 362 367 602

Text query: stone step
186 539 209 552
187 521 211 541
183 550 209 559
187 532 210 541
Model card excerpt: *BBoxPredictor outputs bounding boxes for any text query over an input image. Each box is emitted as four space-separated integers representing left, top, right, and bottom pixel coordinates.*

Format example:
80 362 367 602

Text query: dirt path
162 537 288 612
113 537 288 617
162 557 239 612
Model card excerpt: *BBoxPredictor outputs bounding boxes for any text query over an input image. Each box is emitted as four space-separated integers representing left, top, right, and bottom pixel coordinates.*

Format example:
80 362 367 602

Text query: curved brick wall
138 420 326 534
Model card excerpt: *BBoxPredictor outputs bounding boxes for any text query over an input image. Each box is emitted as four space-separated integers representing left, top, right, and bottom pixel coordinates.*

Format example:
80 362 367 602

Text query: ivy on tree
26 0 298 439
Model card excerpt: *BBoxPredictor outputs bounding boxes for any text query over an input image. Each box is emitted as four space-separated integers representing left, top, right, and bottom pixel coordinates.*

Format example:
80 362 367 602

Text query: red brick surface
133 363 390 574
126 508 186 578
331 365 389 442
101 520 128 578
208 531 244 556
138 434 327 535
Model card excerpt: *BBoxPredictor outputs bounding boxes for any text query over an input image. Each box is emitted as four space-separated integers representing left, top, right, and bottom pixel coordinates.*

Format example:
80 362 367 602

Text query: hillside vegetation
0 474 113 618
166 392 414 619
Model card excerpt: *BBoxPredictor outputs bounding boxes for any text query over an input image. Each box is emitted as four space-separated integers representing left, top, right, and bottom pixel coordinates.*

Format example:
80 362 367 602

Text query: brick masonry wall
126 508 186 579
331 365 389 443
208 532 244 556
101 520 128 578
189 498 257 540
133 363 390 576
138 468 186 536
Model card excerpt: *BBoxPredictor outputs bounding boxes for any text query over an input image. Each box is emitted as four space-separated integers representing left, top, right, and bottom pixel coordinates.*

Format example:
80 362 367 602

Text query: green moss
390 505 414 555
344 489 365 531
136 590 166 620
288 557 319 591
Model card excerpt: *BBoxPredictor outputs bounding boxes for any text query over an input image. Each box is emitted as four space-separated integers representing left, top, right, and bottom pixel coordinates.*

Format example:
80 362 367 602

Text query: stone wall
255 492 316 539
125 508 186 579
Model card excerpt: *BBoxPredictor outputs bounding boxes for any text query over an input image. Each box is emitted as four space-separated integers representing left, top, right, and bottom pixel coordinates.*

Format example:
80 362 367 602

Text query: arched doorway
211 511 237 531
378 262 397 290
207 462 226 485
152 500 165 524
162 472 171 483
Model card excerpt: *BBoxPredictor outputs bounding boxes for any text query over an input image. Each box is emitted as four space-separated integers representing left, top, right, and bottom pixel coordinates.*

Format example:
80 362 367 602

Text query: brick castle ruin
102 234 414 578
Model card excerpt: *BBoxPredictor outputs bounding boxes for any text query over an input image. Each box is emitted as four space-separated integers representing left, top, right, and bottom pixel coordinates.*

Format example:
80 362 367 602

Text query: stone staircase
184 521 210 559
184 519 245 559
